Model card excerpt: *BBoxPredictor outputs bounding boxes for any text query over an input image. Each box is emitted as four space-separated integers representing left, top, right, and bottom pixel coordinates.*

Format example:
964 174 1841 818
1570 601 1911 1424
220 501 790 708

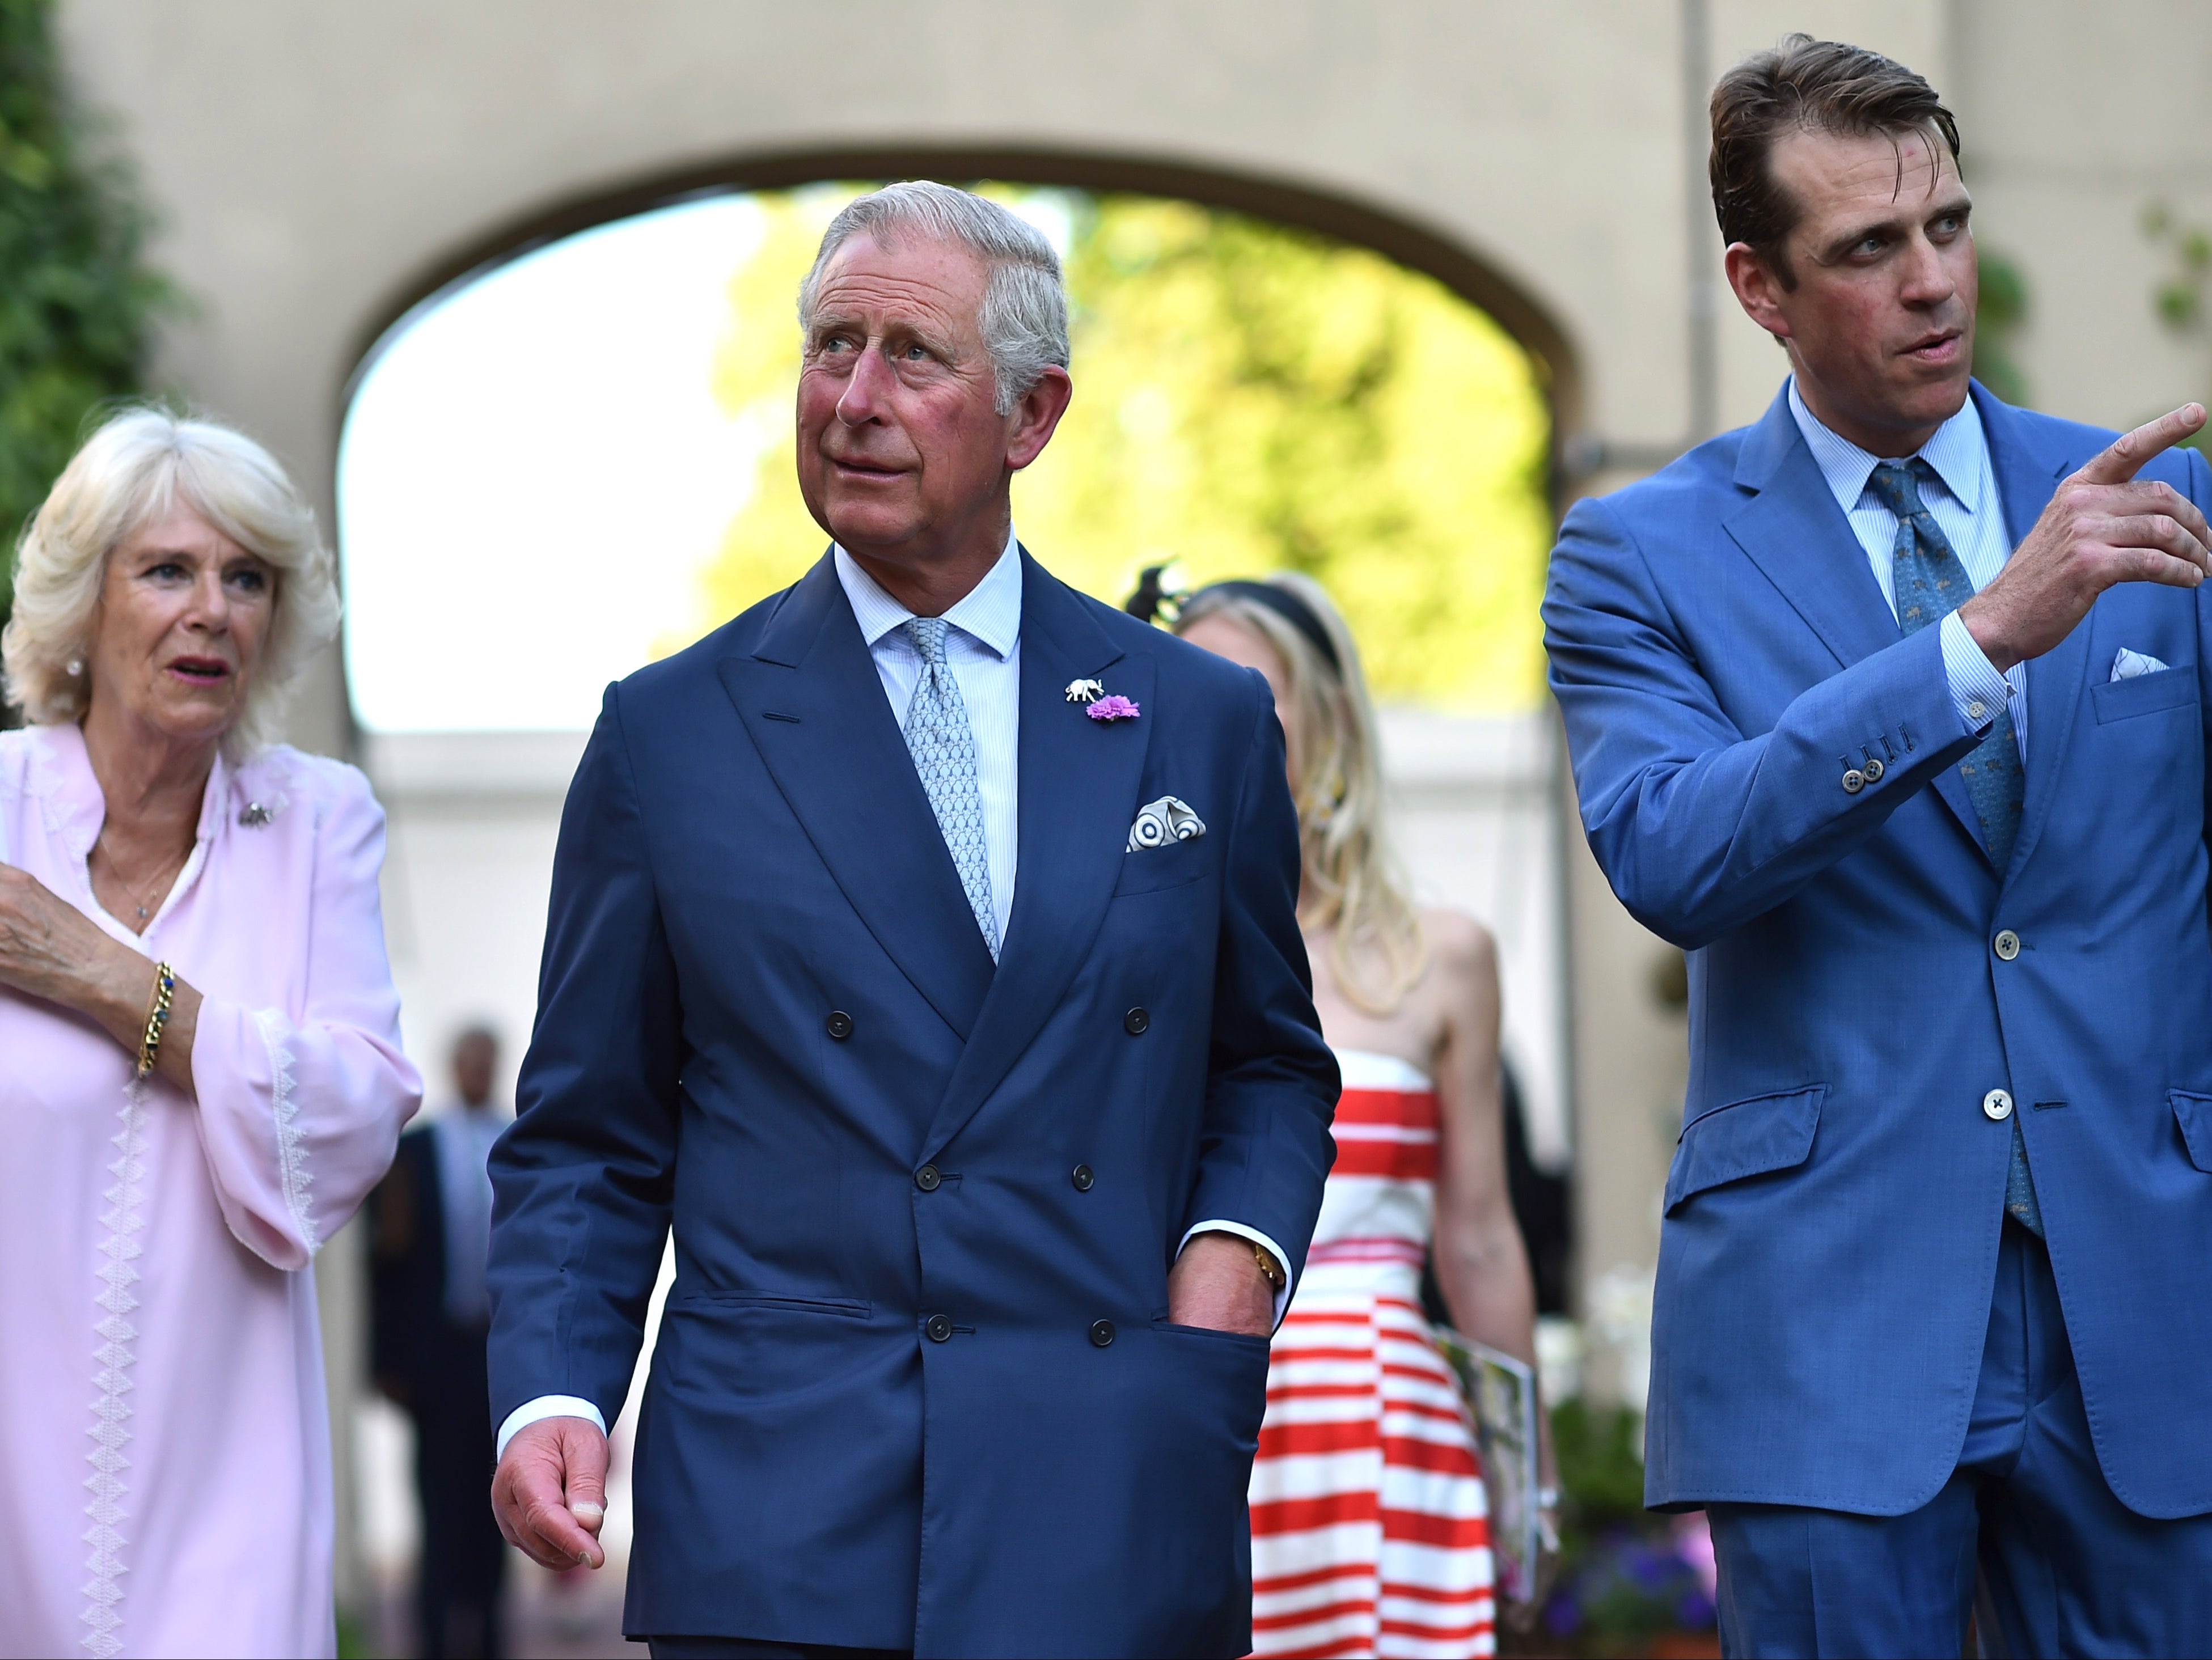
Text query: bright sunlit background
338 184 1552 733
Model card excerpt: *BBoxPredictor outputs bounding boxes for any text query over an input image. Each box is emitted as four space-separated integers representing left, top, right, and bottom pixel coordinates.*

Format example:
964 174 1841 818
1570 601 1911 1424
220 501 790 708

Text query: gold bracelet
137 962 176 1079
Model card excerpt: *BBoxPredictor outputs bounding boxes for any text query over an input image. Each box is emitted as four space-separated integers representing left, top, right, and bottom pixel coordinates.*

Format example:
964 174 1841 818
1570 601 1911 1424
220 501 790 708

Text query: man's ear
1005 365 1073 472
1724 242 1793 342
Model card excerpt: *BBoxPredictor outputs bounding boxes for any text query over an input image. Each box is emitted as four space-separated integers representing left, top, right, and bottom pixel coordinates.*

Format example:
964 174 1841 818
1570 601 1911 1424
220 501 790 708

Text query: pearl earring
66 659 83 677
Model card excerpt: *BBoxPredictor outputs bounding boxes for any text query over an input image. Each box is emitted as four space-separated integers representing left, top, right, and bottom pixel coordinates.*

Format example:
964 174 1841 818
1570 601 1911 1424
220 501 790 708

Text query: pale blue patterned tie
1866 459 2042 1236
900 617 999 960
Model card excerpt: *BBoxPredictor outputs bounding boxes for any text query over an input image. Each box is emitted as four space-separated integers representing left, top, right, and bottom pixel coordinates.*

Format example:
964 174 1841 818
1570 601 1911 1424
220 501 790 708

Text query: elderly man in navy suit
483 182 1337 1659
1546 36 2212 1658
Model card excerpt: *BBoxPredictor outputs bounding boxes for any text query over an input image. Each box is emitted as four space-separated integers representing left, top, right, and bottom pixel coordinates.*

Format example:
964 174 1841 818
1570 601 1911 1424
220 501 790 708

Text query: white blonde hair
2 406 337 756
798 181 1069 416
1177 572 1427 1015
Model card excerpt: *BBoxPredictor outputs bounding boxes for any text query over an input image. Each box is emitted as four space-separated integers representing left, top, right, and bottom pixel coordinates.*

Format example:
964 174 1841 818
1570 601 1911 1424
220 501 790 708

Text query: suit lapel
1723 391 1990 855
922 554 1147 1161
718 554 996 1040
1977 384 2088 882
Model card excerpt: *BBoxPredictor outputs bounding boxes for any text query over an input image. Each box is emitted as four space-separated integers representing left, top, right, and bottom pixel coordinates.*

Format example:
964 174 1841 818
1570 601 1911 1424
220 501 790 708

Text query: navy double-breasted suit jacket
486 549 1338 1656
1545 382 2212 1521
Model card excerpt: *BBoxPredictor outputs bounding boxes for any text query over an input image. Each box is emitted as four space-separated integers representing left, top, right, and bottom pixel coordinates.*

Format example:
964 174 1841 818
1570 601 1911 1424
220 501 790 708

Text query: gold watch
1251 1241 1286 1291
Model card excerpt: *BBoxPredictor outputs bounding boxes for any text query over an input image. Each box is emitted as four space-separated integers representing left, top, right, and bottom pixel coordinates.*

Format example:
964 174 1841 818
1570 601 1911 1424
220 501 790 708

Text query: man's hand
1166 1231 1275 1336
1960 403 2212 673
491 1416 609 1570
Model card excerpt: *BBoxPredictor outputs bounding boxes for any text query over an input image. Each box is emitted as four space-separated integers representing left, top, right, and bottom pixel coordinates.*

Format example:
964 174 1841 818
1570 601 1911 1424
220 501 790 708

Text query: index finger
2077 404 2208 486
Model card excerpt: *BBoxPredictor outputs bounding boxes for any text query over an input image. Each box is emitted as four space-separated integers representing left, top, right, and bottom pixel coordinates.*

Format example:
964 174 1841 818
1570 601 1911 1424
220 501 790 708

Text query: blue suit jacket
486 550 1338 1655
1545 383 2212 1520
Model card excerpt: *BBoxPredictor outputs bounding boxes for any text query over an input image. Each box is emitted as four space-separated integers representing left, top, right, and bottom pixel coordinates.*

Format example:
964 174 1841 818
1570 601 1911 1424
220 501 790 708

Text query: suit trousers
1706 1221 2212 1658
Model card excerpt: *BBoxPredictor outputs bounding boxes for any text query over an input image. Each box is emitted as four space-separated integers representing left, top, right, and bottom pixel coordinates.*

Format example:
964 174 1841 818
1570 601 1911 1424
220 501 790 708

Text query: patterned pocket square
1127 796 1206 851
2112 647 2171 681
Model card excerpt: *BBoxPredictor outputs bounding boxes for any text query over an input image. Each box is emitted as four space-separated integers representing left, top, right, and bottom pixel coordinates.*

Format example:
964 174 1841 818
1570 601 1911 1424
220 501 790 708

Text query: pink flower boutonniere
1086 695 1141 723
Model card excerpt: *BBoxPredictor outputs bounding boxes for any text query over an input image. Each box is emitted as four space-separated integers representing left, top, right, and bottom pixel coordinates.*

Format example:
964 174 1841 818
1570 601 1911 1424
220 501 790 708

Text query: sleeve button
1862 757 1885 782
1842 769 1866 794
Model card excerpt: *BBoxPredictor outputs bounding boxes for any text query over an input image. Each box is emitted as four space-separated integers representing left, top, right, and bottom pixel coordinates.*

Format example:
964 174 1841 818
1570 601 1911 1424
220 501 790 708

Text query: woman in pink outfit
0 409 421 1658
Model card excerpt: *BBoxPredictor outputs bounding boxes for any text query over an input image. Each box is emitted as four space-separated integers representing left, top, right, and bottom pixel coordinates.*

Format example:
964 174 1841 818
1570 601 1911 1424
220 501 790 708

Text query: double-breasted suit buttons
1124 1007 1149 1035
1994 930 2020 961
915 1164 941 1192
1071 1164 1094 1191
1089 1319 1116 1347
1983 1089 2014 1121
925 1314 953 1343
826 1010 855 1040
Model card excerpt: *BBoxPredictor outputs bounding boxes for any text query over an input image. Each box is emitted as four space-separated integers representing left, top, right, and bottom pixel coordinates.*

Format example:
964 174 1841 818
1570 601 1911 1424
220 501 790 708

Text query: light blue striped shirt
1787 379 2024 757
835 531 1023 946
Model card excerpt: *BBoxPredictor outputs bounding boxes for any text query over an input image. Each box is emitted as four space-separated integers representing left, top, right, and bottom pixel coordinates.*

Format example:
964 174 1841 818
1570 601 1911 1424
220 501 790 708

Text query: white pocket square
1127 796 1206 852
2112 647 2171 681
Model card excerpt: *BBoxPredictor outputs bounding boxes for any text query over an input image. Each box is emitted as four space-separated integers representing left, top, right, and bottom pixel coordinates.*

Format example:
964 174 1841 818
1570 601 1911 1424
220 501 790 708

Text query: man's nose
1899 234 1956 306
836 344 894 425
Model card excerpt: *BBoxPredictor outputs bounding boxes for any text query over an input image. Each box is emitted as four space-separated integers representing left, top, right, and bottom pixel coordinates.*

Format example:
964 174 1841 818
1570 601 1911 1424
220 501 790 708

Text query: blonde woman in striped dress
1177 574 1547 1660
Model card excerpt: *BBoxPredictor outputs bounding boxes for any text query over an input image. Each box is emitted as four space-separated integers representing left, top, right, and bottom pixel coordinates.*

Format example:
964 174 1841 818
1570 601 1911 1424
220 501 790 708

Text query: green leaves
0 0 171 630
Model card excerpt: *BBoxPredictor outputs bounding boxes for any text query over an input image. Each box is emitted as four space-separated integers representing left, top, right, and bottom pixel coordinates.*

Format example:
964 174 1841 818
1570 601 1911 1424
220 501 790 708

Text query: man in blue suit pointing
483 183 1337 1658
1546 37 2212 1657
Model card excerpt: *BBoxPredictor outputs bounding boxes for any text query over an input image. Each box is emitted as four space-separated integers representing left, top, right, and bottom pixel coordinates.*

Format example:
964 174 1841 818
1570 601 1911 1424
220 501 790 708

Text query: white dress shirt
1787 379 2024 756
497 530 1290 1458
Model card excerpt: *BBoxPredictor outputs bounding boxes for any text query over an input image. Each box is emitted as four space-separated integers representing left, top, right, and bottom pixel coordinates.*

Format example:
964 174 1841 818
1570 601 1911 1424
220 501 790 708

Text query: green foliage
1973 251 2029 407
696 187 1553 710
1549 1397 1648 1549
0 0 171 625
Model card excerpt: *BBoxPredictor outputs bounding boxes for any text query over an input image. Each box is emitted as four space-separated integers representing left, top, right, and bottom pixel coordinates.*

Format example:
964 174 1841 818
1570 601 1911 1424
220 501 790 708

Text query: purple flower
1086 695 1141 722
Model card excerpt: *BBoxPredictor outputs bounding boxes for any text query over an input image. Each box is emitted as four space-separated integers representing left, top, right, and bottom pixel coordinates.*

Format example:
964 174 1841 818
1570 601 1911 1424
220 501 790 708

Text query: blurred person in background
1173 571 1549 1659
370 1024 512 1658
0 407 421 1657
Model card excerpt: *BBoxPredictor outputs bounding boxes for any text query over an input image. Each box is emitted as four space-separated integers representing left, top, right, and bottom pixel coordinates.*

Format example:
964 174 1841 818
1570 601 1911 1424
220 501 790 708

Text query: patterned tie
900 617 999 961
1866 459 2042 1236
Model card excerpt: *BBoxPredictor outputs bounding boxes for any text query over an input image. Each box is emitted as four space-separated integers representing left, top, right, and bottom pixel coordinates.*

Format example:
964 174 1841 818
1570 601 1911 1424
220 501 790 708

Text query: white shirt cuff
496 1394 608 1459
1178 1220 1295 1329
1939 611 2014 738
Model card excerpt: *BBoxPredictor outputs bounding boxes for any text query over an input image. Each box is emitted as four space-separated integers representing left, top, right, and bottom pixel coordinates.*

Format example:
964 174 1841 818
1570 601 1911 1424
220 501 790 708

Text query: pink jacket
0 722 421 1659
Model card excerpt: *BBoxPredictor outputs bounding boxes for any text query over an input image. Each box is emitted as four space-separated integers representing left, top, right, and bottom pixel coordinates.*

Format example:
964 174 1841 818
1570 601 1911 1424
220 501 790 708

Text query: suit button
915 1164 941 1192
1994 930 2020 961
1841 768 1866 794
1071 1164 1094 1191
1862 756 1885 782
826 1010 854 1040
1090 1319 1116 1347
926 1314 953 1342
1124 1007 1150 1035
1983 1089 2014 1121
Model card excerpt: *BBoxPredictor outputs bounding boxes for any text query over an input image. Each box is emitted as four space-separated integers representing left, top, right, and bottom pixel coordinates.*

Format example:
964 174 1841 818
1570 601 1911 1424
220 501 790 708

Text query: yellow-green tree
695 189 1551 710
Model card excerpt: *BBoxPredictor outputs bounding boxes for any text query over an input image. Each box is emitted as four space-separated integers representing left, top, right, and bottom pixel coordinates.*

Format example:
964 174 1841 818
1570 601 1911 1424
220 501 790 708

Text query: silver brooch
1064 677 1104 704
239 802 273 828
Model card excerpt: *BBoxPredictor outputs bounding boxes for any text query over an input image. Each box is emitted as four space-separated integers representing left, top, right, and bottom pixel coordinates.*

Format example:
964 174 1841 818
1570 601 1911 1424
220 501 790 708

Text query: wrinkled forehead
1771 121 1964 223
809 229 990 331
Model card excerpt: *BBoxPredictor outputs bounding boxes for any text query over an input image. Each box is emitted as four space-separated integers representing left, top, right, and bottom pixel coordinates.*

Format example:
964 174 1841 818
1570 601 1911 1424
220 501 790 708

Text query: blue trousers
1706 1222 2212 1658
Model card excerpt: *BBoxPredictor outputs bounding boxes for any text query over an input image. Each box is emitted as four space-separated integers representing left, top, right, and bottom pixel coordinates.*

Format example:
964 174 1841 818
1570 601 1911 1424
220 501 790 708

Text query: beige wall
49 3 2212 1586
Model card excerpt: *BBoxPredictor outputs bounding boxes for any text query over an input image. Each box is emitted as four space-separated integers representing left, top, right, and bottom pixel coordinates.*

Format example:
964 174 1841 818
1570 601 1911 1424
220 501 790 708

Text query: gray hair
797 181 1069 415
1 406 339 756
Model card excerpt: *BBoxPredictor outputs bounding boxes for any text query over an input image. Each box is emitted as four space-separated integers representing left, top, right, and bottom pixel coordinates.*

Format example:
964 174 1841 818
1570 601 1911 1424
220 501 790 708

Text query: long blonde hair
1177 573 1427 1014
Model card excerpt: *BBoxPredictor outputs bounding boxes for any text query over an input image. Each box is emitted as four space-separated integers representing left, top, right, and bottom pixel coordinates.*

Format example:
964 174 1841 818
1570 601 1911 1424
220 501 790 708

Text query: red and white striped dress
1249 1048 1495 1659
